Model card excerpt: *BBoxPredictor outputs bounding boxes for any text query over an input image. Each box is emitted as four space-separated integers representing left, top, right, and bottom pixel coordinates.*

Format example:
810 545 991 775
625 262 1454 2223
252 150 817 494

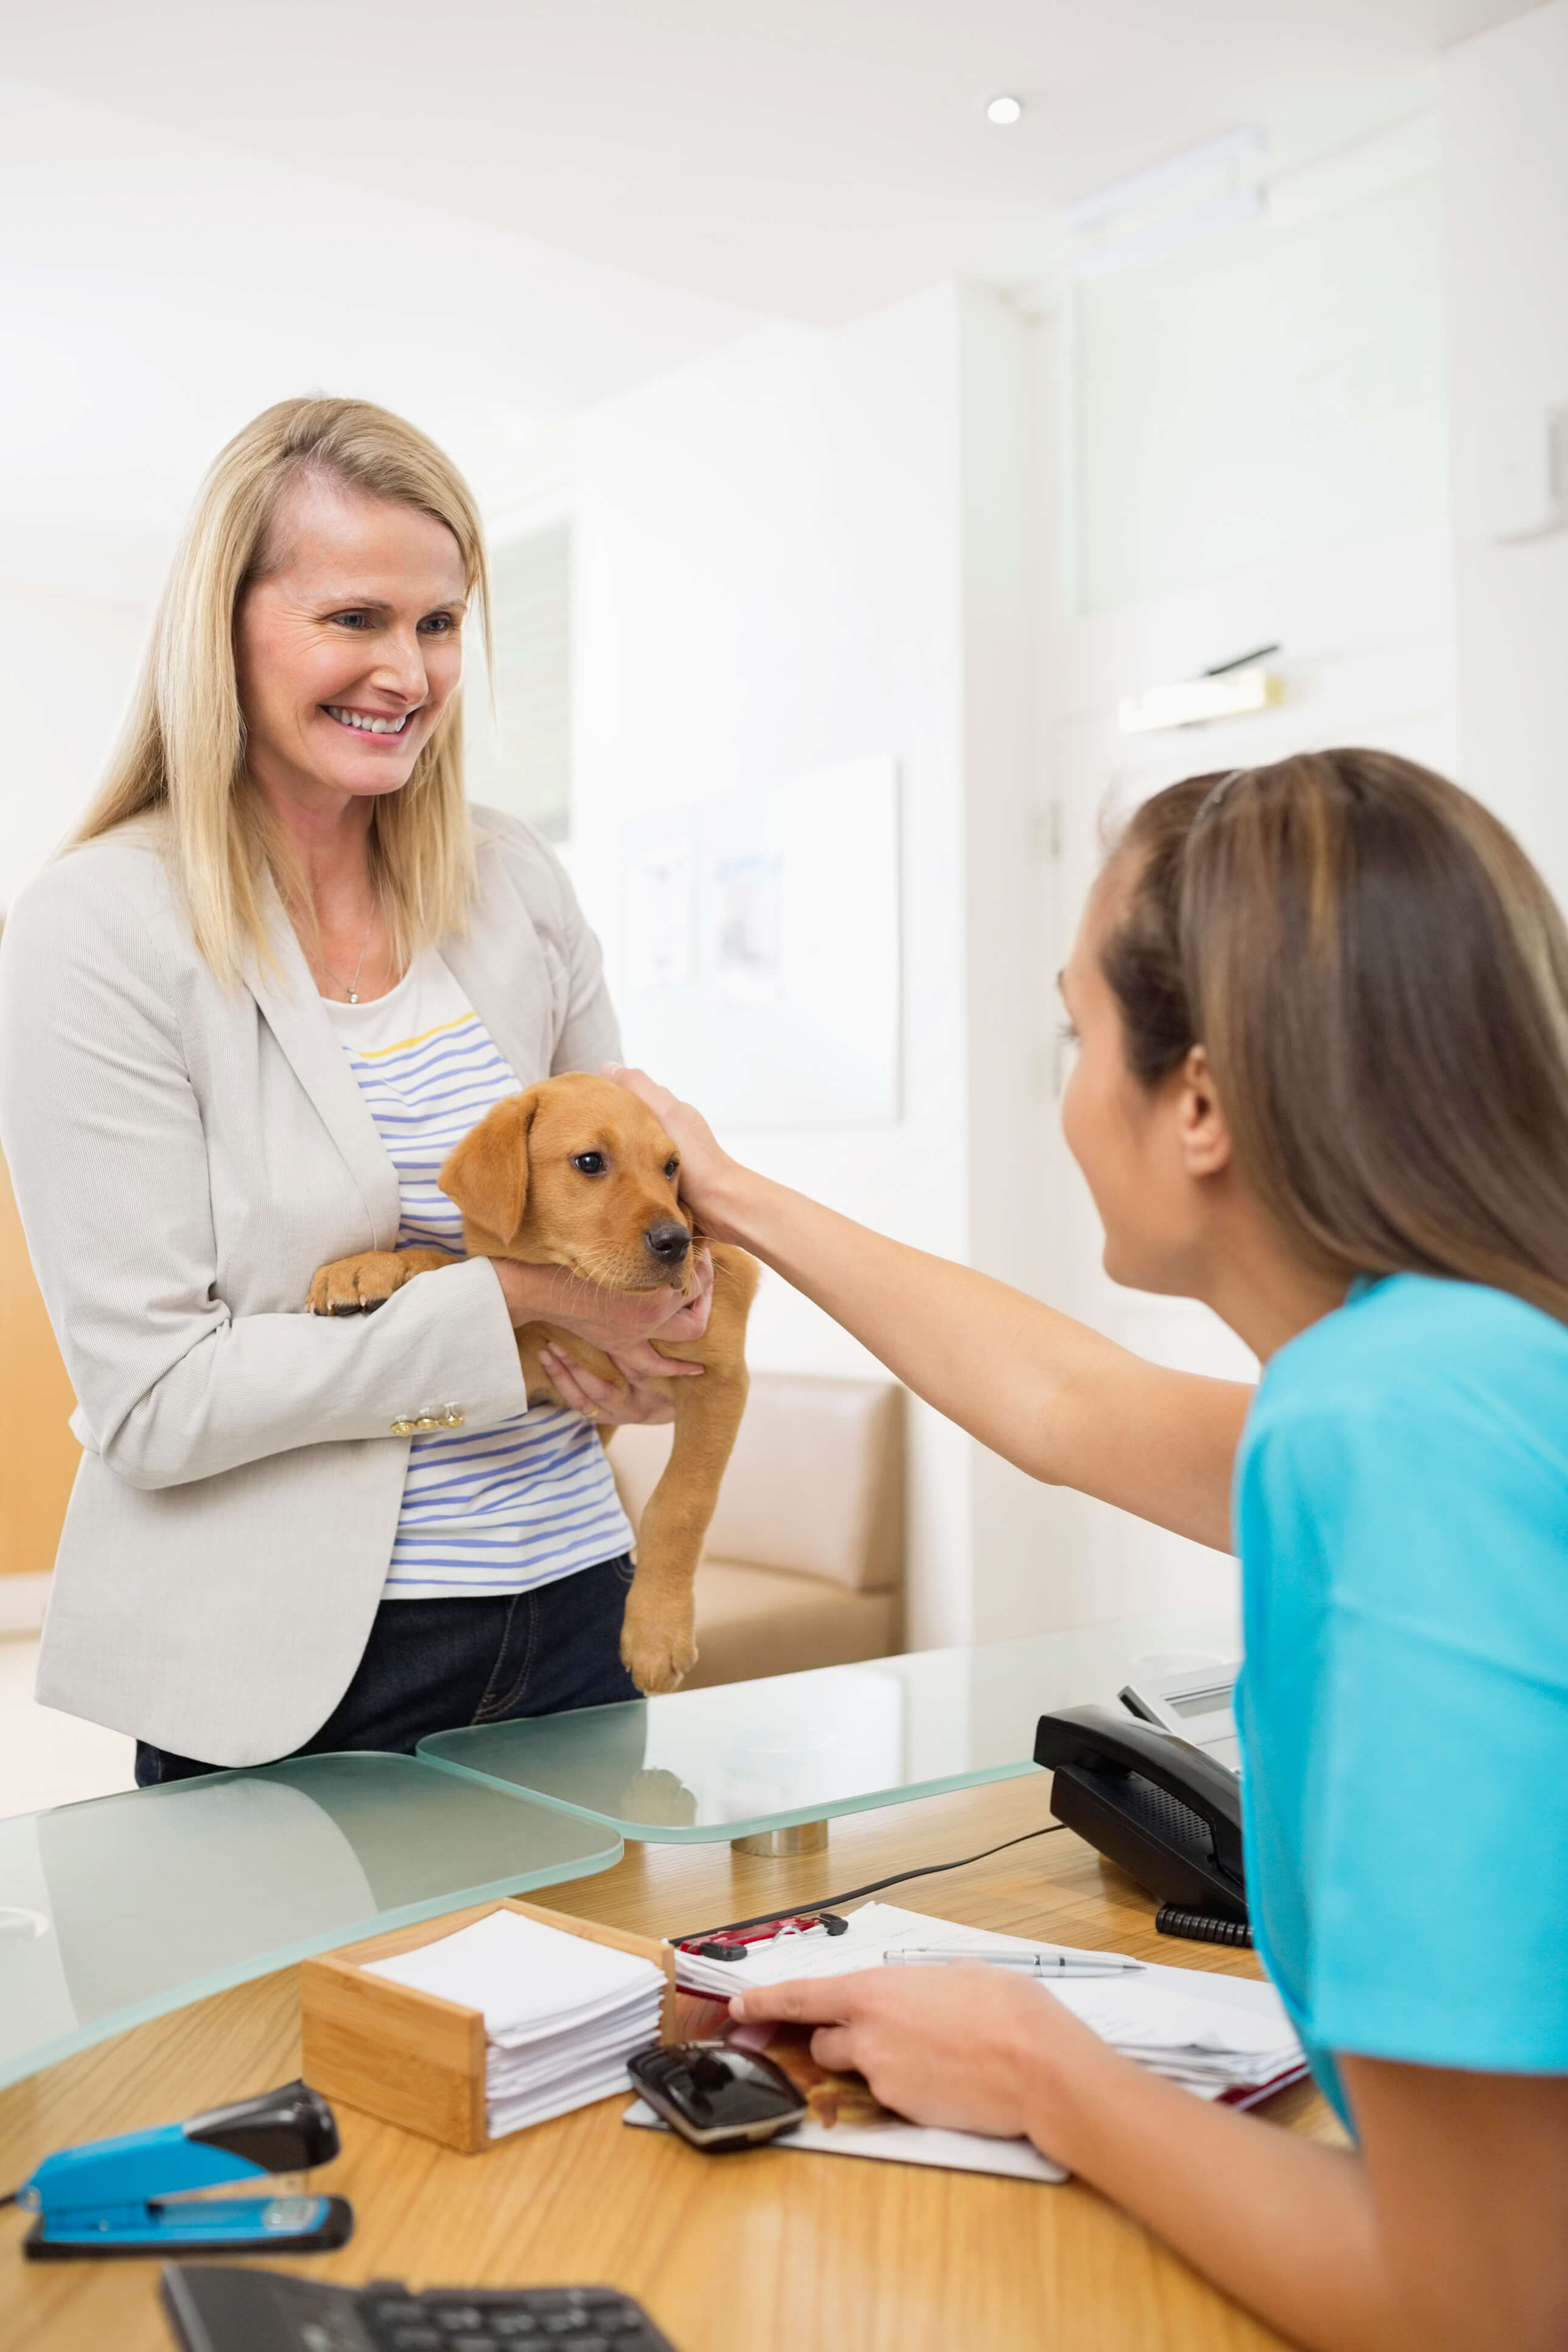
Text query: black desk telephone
1034 1704 1251 1946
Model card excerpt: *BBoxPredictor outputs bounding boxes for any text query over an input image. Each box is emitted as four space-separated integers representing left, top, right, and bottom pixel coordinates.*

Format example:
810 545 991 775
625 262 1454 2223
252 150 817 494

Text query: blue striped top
324 951 632 1600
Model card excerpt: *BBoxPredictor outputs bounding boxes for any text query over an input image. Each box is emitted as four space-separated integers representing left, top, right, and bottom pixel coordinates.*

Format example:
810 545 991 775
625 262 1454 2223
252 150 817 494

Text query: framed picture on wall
617 755 901 1129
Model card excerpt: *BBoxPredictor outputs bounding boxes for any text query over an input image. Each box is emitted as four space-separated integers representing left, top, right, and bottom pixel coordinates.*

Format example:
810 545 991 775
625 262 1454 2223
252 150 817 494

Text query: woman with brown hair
601 749 1568 2351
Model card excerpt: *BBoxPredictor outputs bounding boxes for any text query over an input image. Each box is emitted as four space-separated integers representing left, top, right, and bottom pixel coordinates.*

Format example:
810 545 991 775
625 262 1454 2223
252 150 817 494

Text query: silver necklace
317 903 377 1003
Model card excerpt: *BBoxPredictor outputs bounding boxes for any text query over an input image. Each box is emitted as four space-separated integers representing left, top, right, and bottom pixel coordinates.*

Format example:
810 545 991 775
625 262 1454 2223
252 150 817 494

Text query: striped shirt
325 951 632 1600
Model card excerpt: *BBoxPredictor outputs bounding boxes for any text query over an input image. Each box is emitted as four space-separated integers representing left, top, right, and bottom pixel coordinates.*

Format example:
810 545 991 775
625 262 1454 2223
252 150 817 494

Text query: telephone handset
1034 1703 1251 1944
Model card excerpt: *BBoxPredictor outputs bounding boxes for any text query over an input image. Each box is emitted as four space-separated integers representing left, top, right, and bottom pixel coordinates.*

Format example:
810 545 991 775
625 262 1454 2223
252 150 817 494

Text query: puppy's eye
571 1152 607 1176
664 1158 679 1180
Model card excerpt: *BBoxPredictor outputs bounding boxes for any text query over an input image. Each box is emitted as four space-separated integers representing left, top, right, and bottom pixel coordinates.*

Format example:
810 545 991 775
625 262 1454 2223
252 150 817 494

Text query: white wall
959 301 1063 1642
1031 110 1461 1629
0 583 152 912
0 76 758 915
566 106 1476 1647
569 285 1047 1648
1442 1 1568 911
1069 118 1449 614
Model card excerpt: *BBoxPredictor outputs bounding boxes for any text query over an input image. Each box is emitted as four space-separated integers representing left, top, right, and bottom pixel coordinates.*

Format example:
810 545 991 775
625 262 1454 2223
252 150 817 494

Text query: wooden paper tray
300 1897 676 2153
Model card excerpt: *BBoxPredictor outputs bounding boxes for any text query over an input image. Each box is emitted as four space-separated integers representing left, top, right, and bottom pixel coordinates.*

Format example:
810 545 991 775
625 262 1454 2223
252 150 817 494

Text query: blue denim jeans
135 1552 640 1786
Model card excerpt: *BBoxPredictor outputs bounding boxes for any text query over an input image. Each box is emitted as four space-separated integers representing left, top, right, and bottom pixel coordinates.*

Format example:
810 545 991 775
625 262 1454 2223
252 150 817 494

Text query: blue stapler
11 2079 353 2261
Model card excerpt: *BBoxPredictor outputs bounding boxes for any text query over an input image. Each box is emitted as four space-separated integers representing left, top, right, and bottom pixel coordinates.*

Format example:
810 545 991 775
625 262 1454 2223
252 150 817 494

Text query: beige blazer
0 807 619 1765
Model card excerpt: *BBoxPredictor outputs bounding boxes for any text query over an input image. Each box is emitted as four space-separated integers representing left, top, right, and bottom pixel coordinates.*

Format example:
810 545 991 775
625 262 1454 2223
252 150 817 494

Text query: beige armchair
608 1372 905 1689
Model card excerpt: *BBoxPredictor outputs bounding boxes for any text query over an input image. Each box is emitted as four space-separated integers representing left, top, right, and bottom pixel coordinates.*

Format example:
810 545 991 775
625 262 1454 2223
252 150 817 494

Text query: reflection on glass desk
0 1752 621 2091
419 1604 1241 1844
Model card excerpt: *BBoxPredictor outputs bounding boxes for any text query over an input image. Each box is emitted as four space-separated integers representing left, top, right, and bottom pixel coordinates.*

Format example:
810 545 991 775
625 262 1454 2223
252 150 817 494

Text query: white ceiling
0 0 1528 597
4 0 1525 323
0 76 758 593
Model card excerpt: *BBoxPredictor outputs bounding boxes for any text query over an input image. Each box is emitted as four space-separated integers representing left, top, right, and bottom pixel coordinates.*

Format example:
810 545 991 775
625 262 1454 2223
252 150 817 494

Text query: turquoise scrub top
1234 1273 1568 2134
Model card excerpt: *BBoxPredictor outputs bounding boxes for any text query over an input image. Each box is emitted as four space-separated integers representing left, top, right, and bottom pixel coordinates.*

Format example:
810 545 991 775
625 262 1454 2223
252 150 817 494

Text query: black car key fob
627 2041 808 2152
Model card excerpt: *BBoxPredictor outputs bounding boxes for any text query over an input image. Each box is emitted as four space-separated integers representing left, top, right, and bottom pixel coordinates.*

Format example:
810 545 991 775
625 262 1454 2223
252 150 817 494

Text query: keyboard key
388 2334 442 2351
432 2314 485 2333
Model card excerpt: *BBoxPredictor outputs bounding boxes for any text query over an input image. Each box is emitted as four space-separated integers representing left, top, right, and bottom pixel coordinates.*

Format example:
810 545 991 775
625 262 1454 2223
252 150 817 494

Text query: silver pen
884 1947 1146 1975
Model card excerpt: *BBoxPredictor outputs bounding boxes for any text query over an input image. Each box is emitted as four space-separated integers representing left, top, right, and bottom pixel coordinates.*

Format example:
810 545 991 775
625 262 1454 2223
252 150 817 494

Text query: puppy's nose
644 1220 691 1270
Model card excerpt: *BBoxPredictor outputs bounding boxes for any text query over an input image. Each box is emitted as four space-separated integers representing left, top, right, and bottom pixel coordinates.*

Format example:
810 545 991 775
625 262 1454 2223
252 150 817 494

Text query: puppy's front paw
307 1251 419 1316
620 1590 699 1695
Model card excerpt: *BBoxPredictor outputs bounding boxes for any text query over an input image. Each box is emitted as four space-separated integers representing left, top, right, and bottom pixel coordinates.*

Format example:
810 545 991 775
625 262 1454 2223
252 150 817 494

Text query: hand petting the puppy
603 1065 742 1242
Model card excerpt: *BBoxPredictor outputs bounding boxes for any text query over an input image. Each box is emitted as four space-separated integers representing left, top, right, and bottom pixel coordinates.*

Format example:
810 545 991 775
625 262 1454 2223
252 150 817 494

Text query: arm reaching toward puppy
604 1064 1246 1550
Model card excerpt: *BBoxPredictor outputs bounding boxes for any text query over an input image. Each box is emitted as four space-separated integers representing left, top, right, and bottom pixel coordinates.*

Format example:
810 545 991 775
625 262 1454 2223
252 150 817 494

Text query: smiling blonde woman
0 396 707 1780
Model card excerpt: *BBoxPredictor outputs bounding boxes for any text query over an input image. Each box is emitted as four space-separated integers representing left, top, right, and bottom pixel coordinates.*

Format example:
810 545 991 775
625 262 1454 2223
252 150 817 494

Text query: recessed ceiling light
985 95 1024 127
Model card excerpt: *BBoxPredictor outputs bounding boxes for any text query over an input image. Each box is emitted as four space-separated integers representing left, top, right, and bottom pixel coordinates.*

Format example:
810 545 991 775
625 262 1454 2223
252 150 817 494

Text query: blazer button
414 1415 441 1432
390 1419 415 1437
440 1406 464 1428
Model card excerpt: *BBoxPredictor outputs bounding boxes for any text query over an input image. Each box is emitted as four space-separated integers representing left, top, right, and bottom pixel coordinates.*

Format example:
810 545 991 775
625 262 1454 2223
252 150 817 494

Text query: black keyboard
363 2284 660 2351
161 2265 679 2352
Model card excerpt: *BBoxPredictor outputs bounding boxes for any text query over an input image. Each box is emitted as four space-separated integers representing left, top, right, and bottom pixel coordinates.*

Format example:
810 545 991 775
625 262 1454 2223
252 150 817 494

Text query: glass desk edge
0 1770 623 2093
416 1741 1042 1843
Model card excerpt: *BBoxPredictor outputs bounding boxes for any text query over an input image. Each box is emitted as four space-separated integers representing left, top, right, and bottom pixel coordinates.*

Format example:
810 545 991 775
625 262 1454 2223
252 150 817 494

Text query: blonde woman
0 396 707 1782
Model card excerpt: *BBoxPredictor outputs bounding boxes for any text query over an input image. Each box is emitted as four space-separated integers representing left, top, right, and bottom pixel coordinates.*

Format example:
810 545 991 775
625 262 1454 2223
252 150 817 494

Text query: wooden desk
2 1776 1340 2351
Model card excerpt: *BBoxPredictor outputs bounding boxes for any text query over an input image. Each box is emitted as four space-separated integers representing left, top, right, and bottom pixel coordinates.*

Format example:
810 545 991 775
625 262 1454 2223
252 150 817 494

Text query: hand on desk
729 1966 1110 2149
736 1973 1568 2352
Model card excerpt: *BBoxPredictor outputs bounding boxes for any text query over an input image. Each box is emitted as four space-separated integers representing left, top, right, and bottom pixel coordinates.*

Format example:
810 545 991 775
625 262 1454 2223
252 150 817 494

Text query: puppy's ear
438 1088 540 1242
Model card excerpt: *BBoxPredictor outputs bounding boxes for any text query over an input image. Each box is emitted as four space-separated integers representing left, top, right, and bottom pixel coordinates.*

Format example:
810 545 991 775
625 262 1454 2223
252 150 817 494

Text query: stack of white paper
674 1901 1303 2104
366 1910 665 2139
1047 1976 1302 2099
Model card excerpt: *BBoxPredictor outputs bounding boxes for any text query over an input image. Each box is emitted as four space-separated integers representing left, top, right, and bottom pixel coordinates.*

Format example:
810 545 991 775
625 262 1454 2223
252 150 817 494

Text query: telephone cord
675 1818 1066 1947
1155 1904 1253 1948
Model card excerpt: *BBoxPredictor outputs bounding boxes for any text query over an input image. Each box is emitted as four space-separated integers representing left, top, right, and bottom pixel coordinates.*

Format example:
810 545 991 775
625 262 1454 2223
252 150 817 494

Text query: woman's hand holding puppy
491 1250 713 1411
538 1334 696 1427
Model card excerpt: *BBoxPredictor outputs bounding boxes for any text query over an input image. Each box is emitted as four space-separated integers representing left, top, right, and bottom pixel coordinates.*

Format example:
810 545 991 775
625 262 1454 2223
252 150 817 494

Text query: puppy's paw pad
306 1252 410 1317
620 1618 699 1697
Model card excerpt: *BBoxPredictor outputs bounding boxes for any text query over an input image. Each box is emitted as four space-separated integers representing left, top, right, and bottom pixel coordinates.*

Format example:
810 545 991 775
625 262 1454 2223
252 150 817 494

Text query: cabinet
0 1158 79 1580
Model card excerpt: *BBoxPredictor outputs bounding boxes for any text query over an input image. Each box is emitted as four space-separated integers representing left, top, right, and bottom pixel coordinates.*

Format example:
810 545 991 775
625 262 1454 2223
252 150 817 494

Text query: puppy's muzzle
644 1220 692 1275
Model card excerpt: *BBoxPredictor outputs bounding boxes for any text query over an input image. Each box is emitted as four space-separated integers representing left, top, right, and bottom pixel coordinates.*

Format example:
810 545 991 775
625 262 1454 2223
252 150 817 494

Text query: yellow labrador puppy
309 1073 757 1694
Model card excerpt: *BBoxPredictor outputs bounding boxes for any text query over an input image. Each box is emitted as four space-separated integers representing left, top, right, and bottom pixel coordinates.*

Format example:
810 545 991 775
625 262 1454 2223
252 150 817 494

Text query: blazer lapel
246 905 402 1250
443 903 554 1087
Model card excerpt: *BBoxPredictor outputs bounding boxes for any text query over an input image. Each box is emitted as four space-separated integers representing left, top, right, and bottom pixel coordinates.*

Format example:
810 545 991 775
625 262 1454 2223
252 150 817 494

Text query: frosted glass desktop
0 1752 621 2091
420 1605 1240 1847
